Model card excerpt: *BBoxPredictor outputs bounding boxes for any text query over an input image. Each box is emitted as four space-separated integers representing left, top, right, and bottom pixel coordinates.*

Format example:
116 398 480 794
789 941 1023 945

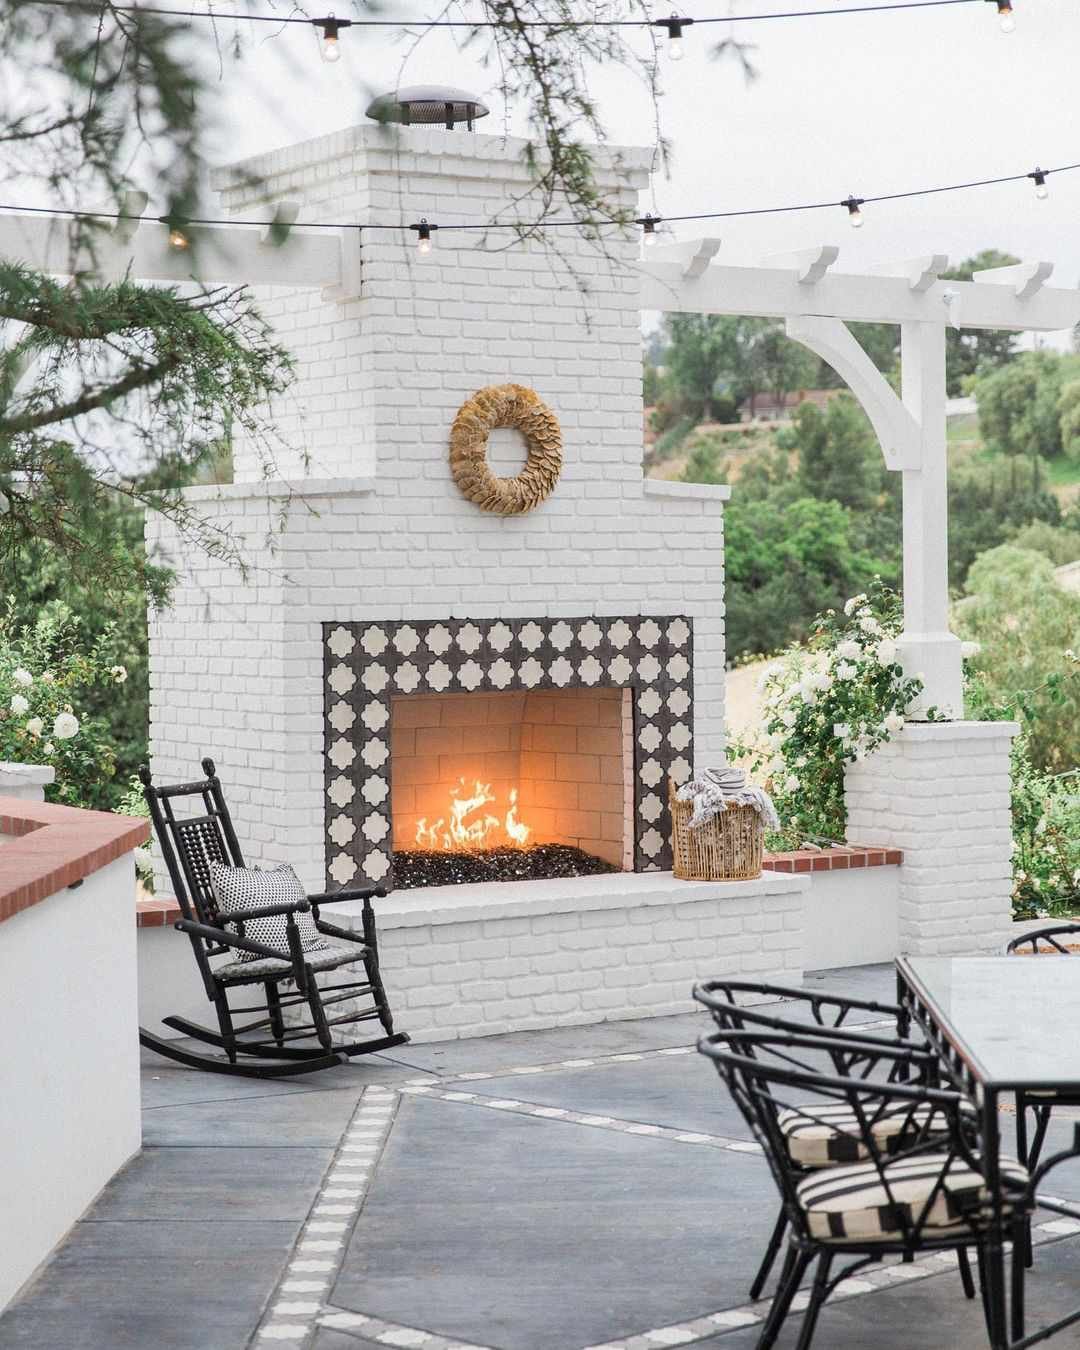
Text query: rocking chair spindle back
137 756 408 1079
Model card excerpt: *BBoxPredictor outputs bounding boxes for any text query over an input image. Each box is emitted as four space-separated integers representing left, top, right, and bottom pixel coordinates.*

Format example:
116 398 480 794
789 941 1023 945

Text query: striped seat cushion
796 1153 1029 1243
779 1101 953 1168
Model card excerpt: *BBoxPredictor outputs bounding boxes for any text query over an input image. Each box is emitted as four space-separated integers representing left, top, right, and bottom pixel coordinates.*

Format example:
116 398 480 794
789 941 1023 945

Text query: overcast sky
202 0 1080 294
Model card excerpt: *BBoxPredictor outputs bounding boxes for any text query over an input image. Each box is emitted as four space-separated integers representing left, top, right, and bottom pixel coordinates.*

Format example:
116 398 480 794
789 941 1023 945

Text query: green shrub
0 600 124 809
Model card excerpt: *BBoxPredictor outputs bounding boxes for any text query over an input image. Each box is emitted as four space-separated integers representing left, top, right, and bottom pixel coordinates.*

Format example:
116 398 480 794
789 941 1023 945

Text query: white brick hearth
334 869 807 1042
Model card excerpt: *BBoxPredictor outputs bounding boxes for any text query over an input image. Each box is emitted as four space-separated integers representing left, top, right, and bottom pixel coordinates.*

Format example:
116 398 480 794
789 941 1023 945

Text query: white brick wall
147 125 729 895
844 721 1019 956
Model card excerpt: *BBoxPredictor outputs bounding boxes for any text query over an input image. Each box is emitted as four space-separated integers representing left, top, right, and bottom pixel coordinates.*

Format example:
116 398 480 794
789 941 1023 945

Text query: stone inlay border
252 1085 398 1346
321 616 694 889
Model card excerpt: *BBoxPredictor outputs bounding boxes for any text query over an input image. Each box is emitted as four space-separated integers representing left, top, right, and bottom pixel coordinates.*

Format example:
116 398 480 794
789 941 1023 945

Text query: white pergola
4 209 1080 716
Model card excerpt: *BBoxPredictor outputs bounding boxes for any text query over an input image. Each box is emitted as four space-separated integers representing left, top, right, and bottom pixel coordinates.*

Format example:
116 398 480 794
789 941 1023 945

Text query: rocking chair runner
138 757 409 1077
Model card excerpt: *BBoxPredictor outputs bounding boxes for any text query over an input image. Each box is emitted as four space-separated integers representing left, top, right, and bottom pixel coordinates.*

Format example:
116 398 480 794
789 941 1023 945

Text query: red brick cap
0 794 150 925
763 844 902 874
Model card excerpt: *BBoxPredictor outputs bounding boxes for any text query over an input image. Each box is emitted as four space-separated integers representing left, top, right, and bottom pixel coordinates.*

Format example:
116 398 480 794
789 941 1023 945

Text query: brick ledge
1 795 149 925
763 844 902 874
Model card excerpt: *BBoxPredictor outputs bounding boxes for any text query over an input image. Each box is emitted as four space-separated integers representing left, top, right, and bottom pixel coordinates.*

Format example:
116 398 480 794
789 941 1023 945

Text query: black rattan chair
138 757 408 1077
698 1028 1032 1350
693 979 977 1303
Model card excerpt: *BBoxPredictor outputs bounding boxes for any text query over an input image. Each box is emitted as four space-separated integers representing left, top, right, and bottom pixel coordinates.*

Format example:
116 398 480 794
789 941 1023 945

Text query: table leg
982 1087 1009 1349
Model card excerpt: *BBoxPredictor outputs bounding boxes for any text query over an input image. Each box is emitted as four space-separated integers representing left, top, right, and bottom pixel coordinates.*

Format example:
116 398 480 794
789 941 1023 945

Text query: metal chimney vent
365 85 490 131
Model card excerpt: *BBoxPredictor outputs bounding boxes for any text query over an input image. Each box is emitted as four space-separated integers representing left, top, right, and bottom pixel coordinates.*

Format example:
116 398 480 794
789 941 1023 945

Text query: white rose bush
732 580 929 844
0 599 120 808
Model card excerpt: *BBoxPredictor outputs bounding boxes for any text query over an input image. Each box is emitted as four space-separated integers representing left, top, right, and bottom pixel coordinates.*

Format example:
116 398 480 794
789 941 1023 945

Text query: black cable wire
0 157 1075 234
25 0 990 30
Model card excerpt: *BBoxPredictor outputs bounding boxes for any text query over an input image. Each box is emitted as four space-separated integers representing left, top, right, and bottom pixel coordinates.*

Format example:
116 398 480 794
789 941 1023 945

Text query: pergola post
897 321 963 718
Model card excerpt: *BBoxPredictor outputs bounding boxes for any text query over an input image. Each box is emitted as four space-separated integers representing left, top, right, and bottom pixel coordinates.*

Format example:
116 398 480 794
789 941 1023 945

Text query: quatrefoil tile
323 616 693 888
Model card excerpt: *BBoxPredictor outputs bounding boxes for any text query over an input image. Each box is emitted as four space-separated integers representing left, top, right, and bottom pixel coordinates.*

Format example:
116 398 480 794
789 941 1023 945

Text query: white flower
111 665 128 684
767 756 785 777
794 755 808 768
781 708 798 729
12 668 32 687
835 662 858 681
40 671 54 684
858 615 882 636
875 638 897 665
883 710 905 734
833 723 851 740
836 640 861 661
960 642 980 660
767 731 785 750
53 711 79 740
43 742 54 755
25 716 44 738
10 693 29 715
783 775 800 794
808 671 832 693
843 594 867 616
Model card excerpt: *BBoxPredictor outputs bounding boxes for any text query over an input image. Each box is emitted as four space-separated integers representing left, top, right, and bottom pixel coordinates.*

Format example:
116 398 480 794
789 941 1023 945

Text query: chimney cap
365 85 490 130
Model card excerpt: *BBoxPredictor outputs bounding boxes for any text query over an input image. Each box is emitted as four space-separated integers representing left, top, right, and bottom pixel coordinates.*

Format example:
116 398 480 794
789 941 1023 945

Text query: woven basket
668 779 763 881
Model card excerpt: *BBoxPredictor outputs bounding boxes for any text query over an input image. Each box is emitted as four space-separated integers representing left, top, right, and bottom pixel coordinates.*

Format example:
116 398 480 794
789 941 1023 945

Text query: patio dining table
896 955 1080 1350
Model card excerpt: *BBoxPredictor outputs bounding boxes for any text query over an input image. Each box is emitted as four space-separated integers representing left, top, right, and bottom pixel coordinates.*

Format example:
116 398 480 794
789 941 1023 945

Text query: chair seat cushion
796 1152 1029 1243
210 863 326 962
779 1100 965 1168
215 941 364 984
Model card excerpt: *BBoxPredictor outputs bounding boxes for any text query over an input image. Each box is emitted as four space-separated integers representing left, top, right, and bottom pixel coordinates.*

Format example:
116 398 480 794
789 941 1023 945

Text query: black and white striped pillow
209 862 327 963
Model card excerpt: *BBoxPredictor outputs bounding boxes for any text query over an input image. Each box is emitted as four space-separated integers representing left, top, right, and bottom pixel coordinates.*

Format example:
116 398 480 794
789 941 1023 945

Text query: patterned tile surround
322 616 694 890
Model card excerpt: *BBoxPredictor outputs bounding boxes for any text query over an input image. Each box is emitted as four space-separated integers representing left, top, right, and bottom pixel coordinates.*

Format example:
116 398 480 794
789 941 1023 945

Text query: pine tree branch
0 354 179 433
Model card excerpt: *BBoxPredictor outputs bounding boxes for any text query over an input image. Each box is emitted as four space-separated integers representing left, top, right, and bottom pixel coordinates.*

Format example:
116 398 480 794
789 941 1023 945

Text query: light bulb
843 196 864 229
638 214 661 248
167 226 189 250
316 15 349 62
659 15 691 60
1032 169 1049 200
997 1 1015 32
414 218 434 254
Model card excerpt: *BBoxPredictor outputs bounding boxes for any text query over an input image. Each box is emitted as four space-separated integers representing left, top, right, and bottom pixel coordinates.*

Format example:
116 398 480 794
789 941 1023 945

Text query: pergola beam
640 255 1080 331
762 245 839 285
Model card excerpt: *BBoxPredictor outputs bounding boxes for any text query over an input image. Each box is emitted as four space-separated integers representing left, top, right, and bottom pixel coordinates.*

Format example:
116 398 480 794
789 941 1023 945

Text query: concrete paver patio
3 964 1080 1350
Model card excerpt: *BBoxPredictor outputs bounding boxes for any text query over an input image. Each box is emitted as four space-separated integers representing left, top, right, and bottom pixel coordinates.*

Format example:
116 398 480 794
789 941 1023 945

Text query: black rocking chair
138 757 408 1078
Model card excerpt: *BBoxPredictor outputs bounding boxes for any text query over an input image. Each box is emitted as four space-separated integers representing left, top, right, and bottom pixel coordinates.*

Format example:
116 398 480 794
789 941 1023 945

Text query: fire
416 779 533 851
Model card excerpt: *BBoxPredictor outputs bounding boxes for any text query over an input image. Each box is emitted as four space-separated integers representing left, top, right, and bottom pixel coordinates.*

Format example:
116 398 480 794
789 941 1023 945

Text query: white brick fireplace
146 119 807 1038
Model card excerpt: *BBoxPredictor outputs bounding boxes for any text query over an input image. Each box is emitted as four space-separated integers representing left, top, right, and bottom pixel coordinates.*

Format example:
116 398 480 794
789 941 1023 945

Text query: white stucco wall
0 854 141 1311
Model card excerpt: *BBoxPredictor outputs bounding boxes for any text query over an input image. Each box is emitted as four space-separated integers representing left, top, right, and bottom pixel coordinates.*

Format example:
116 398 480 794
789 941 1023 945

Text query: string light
411 218 435 254
991 0 1015 32
637 213 662 246
23 0 1019 37
314 13 350 61
161 217 190 249
842 196 865 228
4 155 1079 243
656 14 692 59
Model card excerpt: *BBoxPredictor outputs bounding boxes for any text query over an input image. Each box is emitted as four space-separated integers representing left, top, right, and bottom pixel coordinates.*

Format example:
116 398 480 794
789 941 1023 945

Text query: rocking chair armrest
217 899 311 923
174 917 301 965
306 886 387 906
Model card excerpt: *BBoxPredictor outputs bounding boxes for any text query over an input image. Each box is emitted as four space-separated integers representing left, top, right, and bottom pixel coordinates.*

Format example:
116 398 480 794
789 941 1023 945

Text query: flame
416 778 533 851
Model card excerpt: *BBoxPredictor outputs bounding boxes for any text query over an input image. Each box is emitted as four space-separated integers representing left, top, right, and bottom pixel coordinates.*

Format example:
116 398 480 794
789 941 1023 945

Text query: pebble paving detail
248 1043 1080 1350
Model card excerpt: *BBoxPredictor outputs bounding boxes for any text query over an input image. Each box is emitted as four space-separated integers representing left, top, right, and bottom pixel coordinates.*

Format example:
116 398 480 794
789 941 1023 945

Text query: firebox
323 616 694 891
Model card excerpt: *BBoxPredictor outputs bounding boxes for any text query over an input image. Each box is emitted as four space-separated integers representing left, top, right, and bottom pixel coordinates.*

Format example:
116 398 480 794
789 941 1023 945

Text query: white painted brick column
844 721 1019 956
